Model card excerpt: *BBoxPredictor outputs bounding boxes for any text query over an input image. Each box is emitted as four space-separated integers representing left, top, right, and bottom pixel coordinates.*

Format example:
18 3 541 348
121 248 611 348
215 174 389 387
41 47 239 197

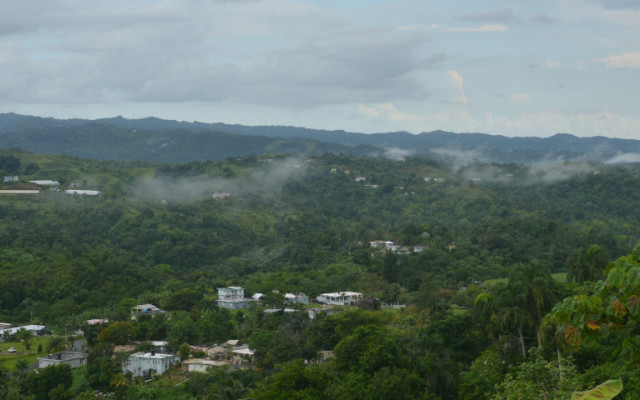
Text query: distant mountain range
1 112 638 164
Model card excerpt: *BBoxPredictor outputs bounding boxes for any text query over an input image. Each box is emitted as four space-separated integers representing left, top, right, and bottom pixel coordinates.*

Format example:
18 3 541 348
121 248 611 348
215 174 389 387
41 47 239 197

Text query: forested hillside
1 149 639 399
2 113 640 164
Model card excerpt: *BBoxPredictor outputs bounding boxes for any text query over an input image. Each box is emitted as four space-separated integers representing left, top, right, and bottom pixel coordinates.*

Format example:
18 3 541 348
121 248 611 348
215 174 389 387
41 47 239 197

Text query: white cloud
605 153 640 164
357 103 424 130
447 70 468 104
0 0 436 108
480 110 640 138
397 23 507 33
594 52 640 68
357 104 380 119
446 24 508 32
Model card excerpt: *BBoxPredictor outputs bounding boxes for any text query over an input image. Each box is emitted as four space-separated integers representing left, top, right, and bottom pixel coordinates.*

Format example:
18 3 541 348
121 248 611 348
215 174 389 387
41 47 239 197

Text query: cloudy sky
1 0 639 138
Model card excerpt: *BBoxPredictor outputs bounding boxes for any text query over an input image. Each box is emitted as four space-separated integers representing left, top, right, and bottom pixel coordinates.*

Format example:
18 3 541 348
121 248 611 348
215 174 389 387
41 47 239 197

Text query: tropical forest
0 145 638 400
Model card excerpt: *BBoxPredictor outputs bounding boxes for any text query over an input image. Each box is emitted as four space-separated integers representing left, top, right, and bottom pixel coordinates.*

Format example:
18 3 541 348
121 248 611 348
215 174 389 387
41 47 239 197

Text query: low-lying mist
131 157 308 203
458 160 597 185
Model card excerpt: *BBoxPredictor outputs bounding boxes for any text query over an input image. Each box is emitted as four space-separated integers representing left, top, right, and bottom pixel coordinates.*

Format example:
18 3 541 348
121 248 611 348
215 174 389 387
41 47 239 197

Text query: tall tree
566 245 609 283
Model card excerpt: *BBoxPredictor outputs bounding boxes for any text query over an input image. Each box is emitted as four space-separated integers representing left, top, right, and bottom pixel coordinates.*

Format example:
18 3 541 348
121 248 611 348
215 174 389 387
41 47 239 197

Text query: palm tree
566 245 609 283
539 316 567 380
474 265 559 359
497 305 534 358
507 264 559 348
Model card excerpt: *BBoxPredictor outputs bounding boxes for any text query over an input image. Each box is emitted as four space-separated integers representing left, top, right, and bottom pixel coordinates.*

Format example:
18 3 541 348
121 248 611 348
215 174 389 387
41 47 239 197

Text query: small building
29 180 60 186
150 341 169 353
355 176 366 182
370 240 396 250
264 308 297 314
217 287 249 309
130 304 165 320
183 358 229 372
316 292 363 306
85 319 108 326
317 350 335 362
212 192 233 200
284 292 309 305
0 190 39 195
231 345 255 364
38 352 87 370
252 293 265 301
3 176 18 183
223 339 239 348
122 352 179 378
65 190 101 196
208 346 227 360
0 325 47 337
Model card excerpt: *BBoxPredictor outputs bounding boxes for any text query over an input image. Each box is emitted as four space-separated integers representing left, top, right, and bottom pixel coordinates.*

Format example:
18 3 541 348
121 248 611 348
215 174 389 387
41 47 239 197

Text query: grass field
484 272 567 287
0 337 51 371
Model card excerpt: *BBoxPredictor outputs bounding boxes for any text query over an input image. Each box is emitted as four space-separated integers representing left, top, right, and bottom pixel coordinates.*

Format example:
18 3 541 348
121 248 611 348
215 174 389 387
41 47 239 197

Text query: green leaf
571 379 623 400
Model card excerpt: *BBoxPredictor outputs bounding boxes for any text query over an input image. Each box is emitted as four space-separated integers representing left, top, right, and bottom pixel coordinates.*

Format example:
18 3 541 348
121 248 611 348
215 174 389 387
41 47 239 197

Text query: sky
1 0 639 138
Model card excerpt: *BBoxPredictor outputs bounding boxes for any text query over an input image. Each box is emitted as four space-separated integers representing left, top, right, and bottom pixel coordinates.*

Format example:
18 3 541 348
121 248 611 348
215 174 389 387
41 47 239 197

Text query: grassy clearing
552 272 567 283
0 337 50 371
451 305 471 316
484 272 567 287
483 277 508 286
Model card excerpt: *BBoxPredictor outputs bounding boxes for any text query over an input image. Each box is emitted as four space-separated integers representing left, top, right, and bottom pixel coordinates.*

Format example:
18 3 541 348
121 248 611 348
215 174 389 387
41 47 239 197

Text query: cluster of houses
32 338 256 379
216 287 311 310
370 240 427 254
215 287 364 310
2 288 366 380
0 177 101 196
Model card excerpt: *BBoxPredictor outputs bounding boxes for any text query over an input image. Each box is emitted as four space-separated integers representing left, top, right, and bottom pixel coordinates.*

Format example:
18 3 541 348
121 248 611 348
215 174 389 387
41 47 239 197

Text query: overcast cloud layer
1 0 639 138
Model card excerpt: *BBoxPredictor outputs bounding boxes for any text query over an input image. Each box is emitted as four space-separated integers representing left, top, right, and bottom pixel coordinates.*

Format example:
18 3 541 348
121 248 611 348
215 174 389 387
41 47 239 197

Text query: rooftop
318 292 362 297
129 352 177 360
38 352 86 361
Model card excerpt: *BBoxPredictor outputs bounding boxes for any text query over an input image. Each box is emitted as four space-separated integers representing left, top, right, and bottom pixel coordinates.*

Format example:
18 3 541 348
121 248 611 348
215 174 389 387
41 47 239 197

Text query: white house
217 287 249 309
316 292 363 306
29 180 60 186
231 344 255 364
38 352 87 370
122 352 179 378
370 240 396 250
284 292 309 305
65 190 101 196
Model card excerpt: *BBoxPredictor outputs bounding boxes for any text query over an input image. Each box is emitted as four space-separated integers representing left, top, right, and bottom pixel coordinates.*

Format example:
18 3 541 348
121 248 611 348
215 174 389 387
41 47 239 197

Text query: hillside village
1 285 372 382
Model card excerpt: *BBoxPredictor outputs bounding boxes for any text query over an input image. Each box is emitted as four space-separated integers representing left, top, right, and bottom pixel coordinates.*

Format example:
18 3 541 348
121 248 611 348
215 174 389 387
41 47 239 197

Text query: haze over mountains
1 113 638 165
